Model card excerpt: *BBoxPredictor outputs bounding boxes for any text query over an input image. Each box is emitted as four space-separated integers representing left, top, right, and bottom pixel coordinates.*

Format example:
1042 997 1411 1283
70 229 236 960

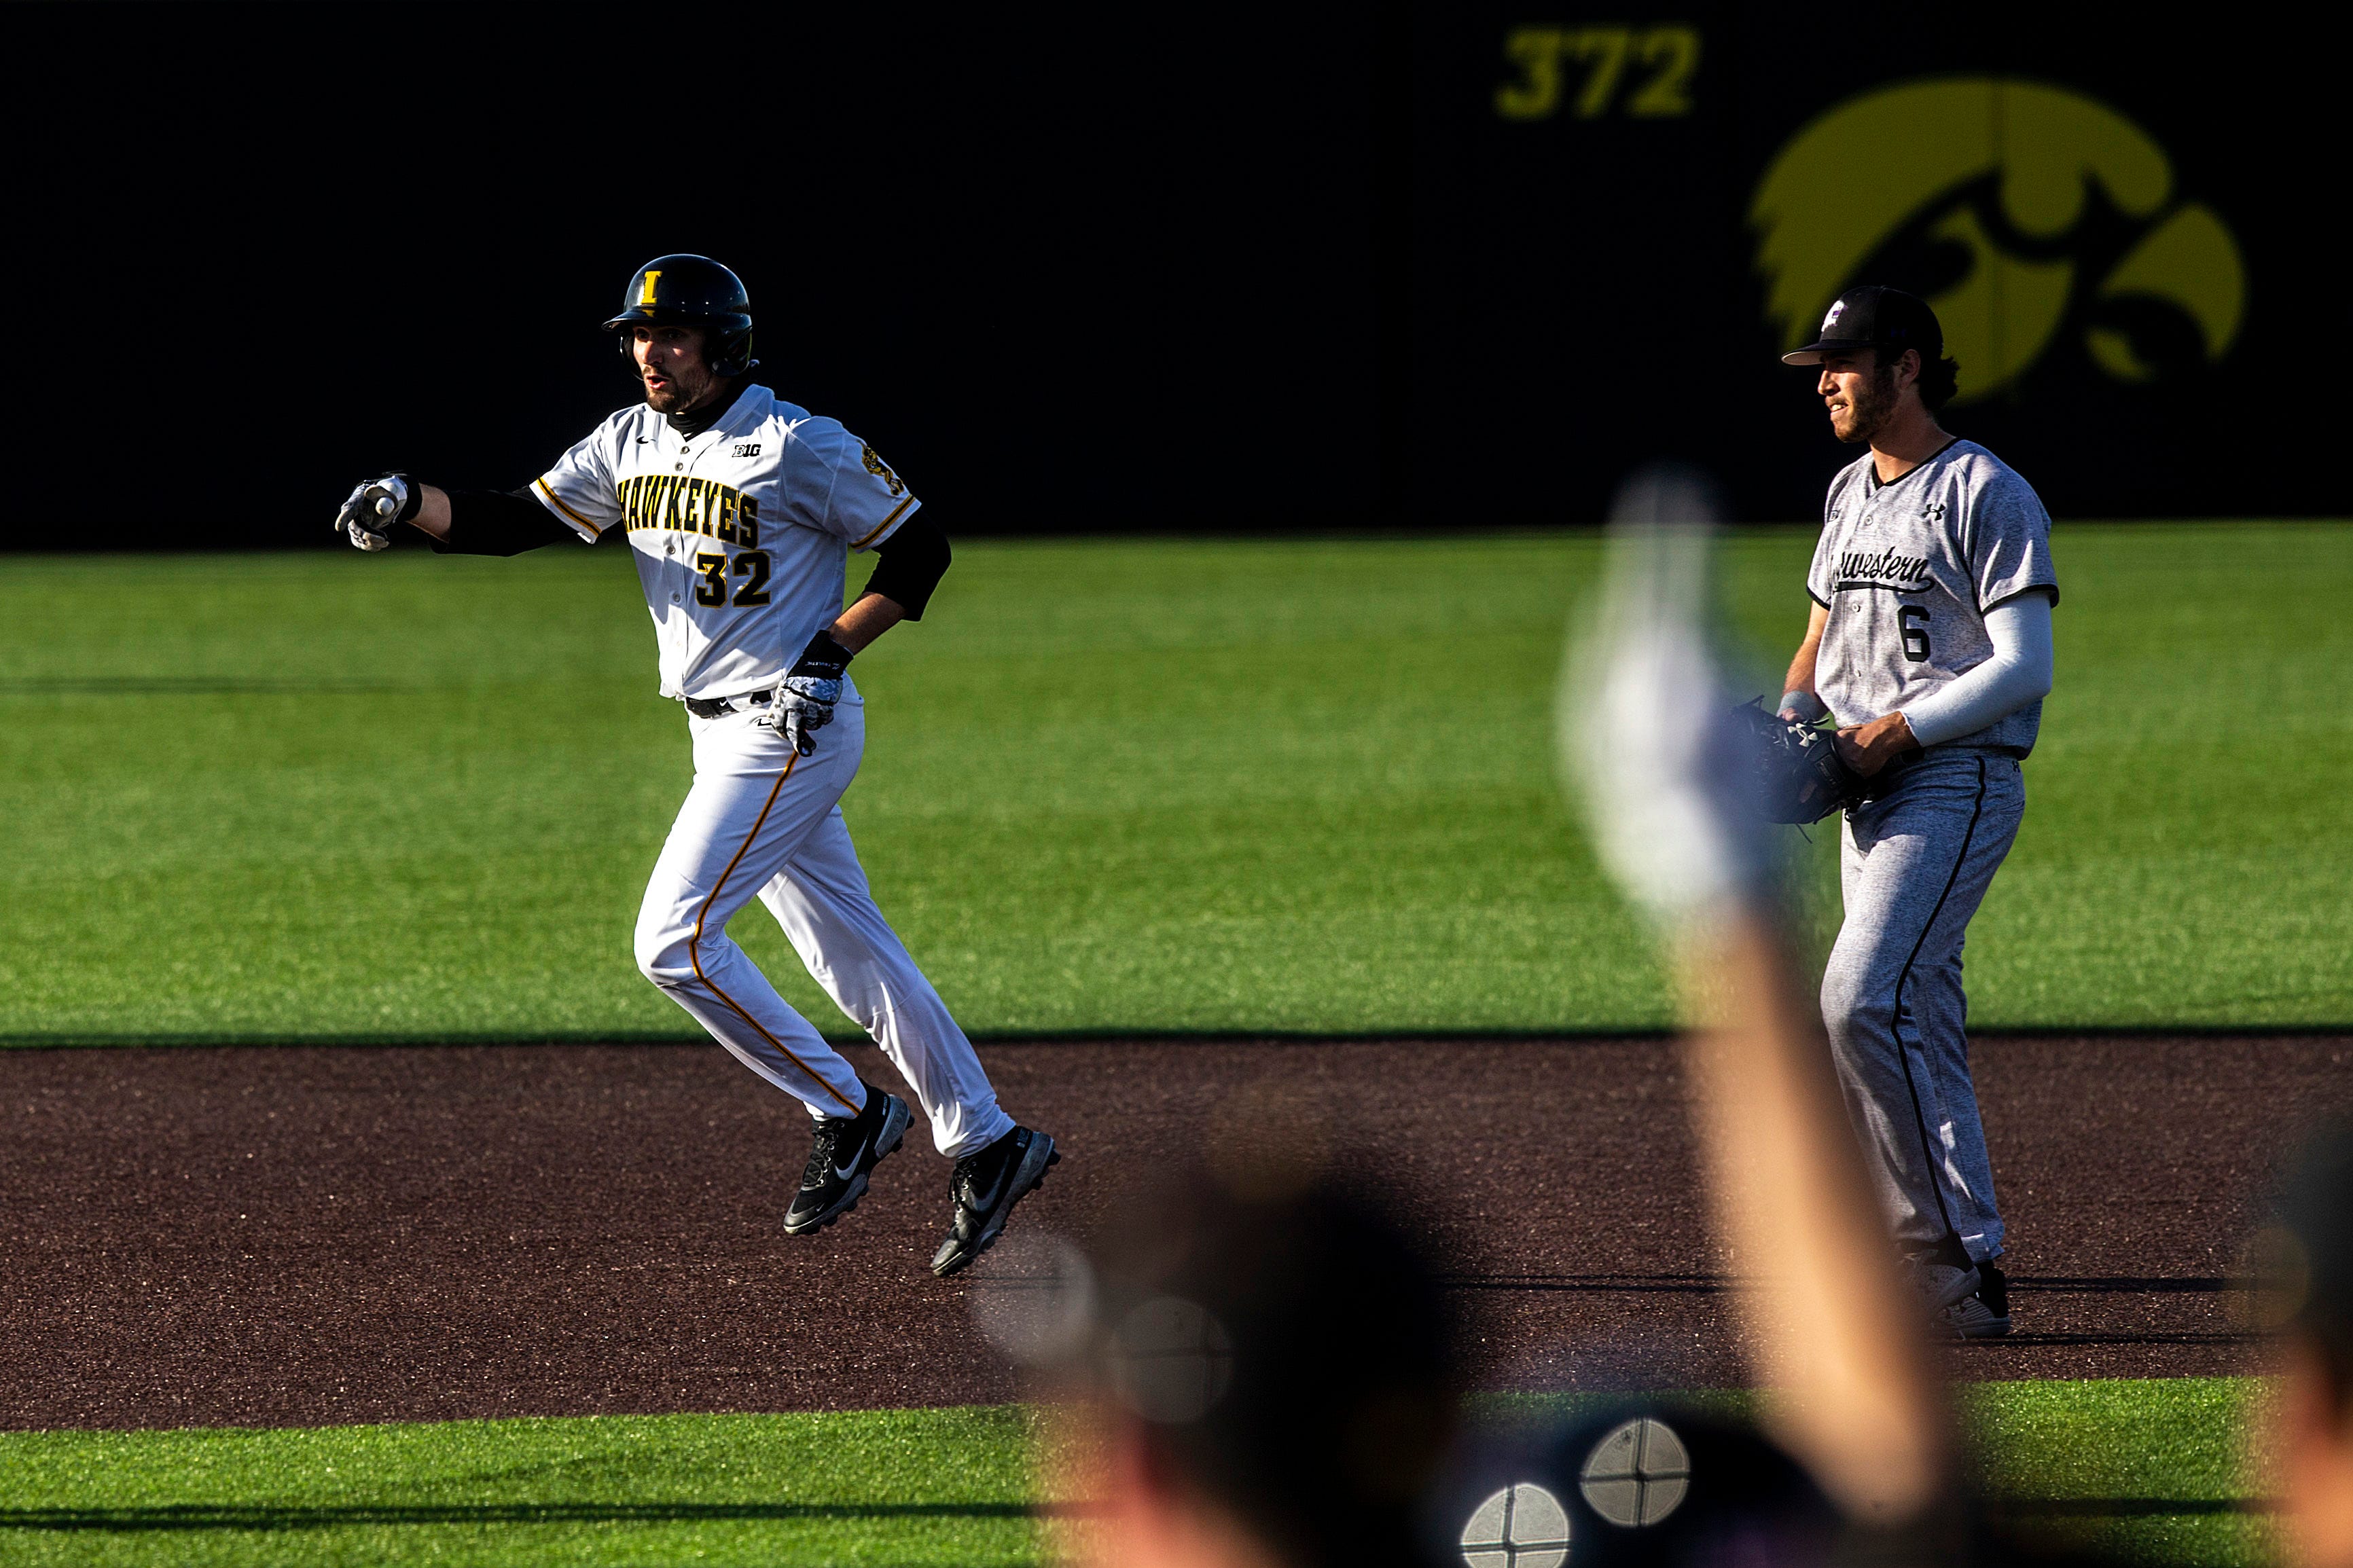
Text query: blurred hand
1568 475 1954 1526
1564 474 1774 927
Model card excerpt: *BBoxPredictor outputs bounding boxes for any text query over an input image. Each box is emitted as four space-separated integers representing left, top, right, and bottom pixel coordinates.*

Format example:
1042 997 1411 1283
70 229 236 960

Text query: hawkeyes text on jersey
529 384 916 702
615 473 759 544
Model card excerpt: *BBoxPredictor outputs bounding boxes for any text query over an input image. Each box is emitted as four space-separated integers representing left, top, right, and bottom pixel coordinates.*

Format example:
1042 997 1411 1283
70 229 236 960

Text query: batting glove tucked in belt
764 630 855 756
334 473 420 551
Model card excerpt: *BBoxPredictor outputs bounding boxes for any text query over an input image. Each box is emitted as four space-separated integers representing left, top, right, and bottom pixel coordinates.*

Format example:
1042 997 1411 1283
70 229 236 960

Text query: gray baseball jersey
1806 439 2058 756
529 384 919 701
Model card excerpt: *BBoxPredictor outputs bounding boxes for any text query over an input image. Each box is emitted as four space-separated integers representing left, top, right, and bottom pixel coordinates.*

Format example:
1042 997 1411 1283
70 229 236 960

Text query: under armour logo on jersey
1923 500 1949 524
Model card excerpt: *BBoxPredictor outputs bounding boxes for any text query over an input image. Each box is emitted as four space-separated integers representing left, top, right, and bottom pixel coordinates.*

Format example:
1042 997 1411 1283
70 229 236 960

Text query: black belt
1856 749 1922 801
684 688 774 720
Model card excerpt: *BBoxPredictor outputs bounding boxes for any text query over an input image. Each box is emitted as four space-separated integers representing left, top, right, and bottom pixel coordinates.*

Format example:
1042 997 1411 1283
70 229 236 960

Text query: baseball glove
1729 699 1864 825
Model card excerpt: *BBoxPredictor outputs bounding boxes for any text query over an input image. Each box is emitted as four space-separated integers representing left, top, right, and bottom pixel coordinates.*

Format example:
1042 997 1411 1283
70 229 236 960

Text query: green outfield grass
1 525 2346 1042
0 1406 1049 1567
1962 1378 2274 1566
0 1381 2271 1566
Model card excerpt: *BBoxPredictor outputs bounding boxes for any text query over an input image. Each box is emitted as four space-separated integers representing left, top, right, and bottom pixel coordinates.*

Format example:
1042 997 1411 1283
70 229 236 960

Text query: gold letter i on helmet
638 270 662 306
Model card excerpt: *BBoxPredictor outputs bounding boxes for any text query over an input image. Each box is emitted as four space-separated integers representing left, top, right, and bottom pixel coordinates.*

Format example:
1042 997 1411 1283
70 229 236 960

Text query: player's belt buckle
683 689 775 720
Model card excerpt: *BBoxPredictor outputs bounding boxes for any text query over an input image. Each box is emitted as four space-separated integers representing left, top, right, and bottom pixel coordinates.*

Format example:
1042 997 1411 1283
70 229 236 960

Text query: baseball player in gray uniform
1775 287 2058 1338
331 254 1056 1278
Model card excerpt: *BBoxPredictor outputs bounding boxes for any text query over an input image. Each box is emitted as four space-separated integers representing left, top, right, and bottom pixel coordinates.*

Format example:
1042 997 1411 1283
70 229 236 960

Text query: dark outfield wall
1410 3 2327 528
0 5 2323 547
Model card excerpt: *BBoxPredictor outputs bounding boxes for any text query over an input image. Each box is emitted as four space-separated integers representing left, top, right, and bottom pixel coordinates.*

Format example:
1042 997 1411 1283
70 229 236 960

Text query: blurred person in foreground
2259 1125 2353 1567
1044 482 2062 1567
1568 477 1955 1546
1052 1173 1462 1568
1045 1165 1871 1567
1045 487 2022 1567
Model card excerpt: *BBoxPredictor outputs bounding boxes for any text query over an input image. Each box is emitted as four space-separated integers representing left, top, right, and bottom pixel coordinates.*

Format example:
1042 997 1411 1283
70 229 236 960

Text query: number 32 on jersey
693 549 770 607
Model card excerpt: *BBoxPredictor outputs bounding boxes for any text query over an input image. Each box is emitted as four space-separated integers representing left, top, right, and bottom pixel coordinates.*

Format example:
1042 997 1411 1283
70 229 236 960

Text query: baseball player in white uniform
1776 287 2058 1338
334 254 1056 1277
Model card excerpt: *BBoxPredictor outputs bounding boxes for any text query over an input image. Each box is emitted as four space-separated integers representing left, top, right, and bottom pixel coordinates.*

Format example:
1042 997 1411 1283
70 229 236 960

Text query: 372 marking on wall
1495 25 1700 121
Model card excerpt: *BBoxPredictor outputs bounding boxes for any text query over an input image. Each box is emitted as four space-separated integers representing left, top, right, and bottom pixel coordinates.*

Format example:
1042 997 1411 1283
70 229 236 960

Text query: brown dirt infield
1 1034 2343 1432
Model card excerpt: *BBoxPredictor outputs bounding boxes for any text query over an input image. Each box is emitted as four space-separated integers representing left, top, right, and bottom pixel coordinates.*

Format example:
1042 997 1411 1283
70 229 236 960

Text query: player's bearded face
633 327 717 414
1820 352 1899 444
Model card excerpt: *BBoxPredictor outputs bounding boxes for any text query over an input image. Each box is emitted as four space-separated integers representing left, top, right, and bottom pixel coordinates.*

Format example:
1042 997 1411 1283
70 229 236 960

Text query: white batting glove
1560 469 1776 928
759 630 854 756
334 474 417 551
768 674 841 756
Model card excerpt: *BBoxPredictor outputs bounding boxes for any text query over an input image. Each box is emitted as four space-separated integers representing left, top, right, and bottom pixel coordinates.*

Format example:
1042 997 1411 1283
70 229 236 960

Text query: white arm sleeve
1900 591 2054 747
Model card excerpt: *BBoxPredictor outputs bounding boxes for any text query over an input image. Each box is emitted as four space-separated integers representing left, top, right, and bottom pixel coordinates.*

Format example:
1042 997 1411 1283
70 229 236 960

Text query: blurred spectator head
2259 1122 2353 1567
1068 1171 1462 1568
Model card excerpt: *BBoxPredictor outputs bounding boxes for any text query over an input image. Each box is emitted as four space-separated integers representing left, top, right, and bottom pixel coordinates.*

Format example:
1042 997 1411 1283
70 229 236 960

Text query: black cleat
1907 1251 2013 1339
784 1082 911 1235
930 1125 1060 1278
1941 1260 2013 1340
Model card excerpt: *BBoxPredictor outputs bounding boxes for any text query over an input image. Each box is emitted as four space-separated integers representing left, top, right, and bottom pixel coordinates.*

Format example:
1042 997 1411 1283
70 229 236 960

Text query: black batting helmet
604 255 757 377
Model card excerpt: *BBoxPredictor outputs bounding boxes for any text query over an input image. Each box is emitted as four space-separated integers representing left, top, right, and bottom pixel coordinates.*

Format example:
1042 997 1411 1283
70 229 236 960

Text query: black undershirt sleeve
427 488 587 557
859 512 950 619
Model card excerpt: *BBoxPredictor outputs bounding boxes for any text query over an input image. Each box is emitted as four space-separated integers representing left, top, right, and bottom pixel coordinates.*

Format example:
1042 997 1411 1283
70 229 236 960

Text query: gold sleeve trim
535 476 602 533
850 496 915 551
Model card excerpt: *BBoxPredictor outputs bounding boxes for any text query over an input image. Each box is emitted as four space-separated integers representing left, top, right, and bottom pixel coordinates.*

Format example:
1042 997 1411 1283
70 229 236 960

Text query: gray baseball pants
1821 749 2024 1264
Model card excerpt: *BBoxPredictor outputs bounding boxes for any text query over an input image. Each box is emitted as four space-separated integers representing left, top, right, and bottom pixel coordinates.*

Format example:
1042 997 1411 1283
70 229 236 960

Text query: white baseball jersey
1806 439 2058 756
529 384 919 700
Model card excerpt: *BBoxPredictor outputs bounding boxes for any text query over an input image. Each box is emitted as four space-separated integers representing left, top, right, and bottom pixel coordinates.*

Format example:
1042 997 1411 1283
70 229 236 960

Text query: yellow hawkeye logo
860 443 904 498
1752 79 2244 401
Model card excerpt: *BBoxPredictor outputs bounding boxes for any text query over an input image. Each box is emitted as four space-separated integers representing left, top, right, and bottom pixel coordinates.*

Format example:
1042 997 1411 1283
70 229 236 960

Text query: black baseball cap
1780 285 1943 366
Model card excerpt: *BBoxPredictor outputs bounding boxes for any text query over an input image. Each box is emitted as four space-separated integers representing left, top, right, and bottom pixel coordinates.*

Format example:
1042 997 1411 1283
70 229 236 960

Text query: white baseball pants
1821 750 2024 1265
633 687 1014 1157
